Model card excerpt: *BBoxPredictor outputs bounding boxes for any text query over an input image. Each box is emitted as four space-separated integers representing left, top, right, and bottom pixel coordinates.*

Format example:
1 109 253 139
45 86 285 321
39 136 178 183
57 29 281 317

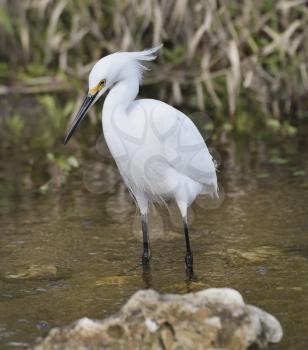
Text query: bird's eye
99 79 106 88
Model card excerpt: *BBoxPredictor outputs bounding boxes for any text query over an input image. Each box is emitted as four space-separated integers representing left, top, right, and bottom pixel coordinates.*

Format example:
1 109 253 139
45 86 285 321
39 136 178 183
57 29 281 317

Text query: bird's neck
103 76 139 117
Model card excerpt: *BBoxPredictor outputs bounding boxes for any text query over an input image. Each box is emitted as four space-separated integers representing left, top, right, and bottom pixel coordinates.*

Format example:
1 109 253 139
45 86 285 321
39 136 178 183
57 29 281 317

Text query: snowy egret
64 45 218 271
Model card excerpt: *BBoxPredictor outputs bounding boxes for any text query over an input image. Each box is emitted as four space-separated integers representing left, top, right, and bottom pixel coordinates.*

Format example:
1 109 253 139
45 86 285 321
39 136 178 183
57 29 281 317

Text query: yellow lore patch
89 79 106 95
89 85 101 95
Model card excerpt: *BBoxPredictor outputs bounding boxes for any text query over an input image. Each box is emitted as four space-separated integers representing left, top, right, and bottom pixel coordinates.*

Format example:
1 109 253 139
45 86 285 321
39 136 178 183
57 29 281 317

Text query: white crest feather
127 44 163 62
119 44 163 83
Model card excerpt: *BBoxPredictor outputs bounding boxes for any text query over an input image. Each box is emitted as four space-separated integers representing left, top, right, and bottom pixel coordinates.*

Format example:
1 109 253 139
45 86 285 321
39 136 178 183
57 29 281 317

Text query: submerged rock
5 265 58 280
95 275 138 287
32 288 282 350
227 246 281 264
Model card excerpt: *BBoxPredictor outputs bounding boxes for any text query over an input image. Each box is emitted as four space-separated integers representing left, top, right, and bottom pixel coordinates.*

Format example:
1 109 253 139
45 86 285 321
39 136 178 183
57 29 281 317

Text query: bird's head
64 44 162 145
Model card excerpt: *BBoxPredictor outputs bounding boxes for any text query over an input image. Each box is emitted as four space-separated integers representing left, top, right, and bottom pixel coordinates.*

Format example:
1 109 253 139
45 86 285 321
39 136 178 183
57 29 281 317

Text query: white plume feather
118 44 163 83
126 44 163 61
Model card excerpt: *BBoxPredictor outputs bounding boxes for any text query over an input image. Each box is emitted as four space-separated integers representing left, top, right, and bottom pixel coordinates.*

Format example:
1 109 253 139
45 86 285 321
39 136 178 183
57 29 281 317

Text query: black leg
141 214 150 265
183 216 193 270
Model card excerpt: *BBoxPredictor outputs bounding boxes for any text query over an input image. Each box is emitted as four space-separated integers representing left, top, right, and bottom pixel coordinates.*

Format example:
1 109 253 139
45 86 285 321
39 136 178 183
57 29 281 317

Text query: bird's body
102 97 217 216
64 45 217 272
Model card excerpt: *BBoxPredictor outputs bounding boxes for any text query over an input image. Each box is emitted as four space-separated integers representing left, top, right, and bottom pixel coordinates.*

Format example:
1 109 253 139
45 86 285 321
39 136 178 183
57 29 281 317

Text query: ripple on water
0 140 307 349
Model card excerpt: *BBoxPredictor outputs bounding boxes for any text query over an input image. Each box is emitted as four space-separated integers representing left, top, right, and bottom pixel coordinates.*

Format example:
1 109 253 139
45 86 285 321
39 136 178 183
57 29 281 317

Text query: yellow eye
99 79 106 88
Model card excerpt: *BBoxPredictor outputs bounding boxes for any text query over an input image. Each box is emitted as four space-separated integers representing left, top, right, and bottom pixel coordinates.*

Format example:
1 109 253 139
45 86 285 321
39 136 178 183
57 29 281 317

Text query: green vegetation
1 94 79 192
5 113 24 141
0 0 307 146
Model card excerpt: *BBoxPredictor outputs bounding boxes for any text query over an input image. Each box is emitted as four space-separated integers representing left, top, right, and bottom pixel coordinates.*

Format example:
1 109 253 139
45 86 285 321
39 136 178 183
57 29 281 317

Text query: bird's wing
136 99 218 192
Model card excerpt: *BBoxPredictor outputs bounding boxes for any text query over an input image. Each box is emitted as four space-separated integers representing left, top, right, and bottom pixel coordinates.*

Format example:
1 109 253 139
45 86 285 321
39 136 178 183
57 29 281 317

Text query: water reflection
142 265 153 289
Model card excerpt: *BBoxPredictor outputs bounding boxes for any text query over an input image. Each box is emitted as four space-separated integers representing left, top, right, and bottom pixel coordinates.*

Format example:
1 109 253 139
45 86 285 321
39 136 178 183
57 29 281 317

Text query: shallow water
0 117 307 349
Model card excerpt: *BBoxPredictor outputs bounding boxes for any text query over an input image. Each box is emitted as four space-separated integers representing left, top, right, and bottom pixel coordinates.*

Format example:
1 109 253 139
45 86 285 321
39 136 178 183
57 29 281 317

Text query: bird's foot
141 250 151 265
185 253 193 270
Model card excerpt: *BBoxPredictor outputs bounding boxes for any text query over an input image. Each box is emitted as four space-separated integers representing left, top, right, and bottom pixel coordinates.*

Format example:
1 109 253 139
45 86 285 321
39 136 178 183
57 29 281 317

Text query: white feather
87 45 217 218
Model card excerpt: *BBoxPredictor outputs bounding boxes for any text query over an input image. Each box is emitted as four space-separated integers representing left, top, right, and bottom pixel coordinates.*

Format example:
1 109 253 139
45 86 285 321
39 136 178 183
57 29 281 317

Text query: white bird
64 45 218 272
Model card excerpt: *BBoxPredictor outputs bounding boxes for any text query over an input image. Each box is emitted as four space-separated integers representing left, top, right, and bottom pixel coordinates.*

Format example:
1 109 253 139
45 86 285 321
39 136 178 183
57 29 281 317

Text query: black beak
64 92 97 145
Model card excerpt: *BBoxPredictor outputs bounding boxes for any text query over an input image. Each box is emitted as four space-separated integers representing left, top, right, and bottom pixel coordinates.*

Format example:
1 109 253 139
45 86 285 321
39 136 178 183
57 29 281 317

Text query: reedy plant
0 0 307 135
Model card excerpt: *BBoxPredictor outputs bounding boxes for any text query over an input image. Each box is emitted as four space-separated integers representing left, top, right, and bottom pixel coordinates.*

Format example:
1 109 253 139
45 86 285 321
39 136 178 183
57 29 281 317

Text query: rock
32 288 282 350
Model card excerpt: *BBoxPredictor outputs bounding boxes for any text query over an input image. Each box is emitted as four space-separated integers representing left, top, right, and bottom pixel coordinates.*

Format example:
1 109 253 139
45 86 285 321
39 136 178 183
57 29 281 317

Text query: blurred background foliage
0 0 307 189
1 0 308 133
